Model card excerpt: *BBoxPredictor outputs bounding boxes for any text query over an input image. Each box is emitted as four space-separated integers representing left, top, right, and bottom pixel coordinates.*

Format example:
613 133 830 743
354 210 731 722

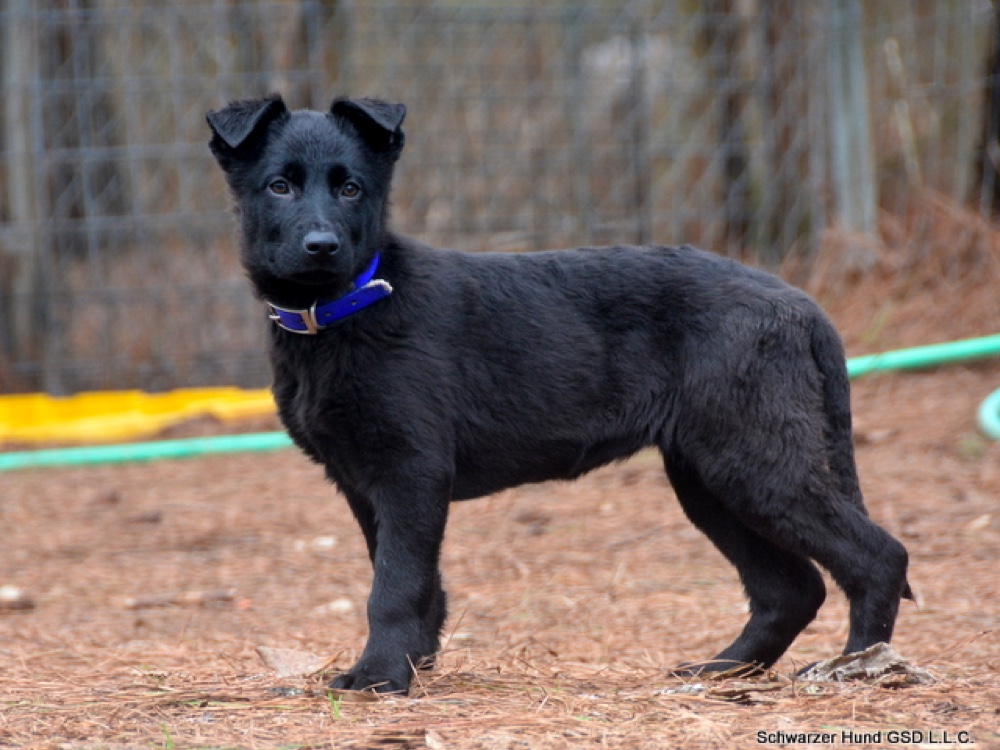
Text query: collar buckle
266 301 322 335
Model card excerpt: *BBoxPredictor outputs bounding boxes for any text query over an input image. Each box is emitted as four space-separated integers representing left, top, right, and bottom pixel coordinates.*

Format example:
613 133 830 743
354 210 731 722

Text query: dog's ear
207 94 288 170
331 97 406 157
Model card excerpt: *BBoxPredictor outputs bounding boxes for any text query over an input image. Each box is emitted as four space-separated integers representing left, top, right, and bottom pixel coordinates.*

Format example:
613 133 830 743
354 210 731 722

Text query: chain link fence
0 0 995 393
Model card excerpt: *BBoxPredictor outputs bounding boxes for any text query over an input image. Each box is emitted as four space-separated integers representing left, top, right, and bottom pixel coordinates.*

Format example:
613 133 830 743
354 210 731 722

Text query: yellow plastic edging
0 387 276 444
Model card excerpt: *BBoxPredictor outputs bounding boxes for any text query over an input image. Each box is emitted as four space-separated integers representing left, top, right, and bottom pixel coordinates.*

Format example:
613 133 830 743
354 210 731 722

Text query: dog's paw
329 671 408 694
329 663 411 695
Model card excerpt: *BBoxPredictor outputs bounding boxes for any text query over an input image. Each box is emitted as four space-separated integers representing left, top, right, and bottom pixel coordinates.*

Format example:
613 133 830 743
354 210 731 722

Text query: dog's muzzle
265 253 392 334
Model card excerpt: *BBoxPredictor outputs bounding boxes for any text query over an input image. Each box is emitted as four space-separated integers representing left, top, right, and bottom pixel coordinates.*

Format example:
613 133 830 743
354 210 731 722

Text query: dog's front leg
331 483 449 694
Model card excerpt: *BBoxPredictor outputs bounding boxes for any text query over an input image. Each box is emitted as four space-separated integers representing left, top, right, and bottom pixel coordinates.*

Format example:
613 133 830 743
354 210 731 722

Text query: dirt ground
2 242 1000 748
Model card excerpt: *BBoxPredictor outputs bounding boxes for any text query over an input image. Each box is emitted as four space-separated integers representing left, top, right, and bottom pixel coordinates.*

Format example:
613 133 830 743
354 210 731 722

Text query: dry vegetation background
1 206 999 749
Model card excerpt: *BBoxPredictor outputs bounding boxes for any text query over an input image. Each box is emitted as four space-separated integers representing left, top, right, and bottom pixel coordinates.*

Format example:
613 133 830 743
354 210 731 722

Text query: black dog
207 95 912 694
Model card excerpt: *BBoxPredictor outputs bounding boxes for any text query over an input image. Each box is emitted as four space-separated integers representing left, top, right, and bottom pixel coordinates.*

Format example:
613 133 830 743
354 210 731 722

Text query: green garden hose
978 388 1000 440
0 431 293 472
845 333 1000 378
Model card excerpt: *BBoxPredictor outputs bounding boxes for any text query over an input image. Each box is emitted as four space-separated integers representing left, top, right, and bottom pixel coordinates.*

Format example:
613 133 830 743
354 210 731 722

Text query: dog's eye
268 179 291 196
341 181 361 199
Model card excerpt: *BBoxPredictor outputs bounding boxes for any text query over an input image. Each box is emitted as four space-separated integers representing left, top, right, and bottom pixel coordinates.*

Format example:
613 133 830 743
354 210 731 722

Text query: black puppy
207 94 912 694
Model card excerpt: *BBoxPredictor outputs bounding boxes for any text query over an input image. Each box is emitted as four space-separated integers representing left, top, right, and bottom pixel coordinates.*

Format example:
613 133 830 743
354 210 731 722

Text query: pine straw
3 202 1000 748
1 646 997 748
0 655 1000 749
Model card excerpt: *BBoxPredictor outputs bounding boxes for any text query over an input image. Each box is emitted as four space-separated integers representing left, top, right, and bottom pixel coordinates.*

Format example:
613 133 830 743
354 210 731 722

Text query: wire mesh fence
0 0 995 393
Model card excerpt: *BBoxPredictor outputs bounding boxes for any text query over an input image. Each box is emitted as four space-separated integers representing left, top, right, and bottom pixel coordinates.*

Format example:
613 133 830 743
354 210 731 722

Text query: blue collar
265 253 393 334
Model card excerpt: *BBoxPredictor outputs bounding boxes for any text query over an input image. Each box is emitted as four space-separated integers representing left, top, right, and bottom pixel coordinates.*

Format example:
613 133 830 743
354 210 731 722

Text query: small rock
125 511 163 524
90 489 122 506
256 646 327 678
964 514 992 533
314 598 355 615
854 428 895 446
0 585 35 611
294 535 338 552
659 683 705 695
425 729 447 750
267 686 305 697
513 510 551 527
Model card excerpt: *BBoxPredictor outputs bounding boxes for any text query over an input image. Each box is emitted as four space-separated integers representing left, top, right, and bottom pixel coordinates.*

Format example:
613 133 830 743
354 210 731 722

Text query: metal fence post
566 6 593 245
827 0 878 267
2 0 43 388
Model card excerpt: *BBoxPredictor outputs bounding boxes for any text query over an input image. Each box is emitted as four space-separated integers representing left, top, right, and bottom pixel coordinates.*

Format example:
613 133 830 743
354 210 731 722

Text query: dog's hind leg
738 487 908 656
668 438 909 664
805 317 915 626
789 502 909 656
663 452 826 674
669 322 910 665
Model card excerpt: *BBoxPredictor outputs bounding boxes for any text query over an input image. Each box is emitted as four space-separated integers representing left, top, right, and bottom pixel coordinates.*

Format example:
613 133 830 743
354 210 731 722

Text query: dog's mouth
286 268 343 286
259 244 350 289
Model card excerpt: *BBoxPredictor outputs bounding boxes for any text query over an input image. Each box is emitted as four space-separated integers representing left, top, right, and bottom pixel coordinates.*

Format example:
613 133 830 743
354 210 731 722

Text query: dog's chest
271 336 382 453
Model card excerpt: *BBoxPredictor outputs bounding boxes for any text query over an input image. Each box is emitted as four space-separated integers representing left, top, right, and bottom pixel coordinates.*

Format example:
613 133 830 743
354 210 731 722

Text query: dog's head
207 95 406 305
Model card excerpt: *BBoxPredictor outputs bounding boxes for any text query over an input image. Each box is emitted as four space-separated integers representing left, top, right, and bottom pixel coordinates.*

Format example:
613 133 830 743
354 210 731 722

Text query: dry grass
2 209 1000 748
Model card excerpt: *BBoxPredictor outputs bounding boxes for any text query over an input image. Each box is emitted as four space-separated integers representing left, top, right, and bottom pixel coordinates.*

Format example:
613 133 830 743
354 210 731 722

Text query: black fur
207 94 911 694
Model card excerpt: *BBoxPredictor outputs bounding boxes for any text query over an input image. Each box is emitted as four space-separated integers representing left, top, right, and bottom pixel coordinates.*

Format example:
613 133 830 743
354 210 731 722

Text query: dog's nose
303 231 340 256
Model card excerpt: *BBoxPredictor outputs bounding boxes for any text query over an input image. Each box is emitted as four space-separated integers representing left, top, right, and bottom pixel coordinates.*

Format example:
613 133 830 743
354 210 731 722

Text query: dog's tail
809 314 915 602
809 314 863 506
